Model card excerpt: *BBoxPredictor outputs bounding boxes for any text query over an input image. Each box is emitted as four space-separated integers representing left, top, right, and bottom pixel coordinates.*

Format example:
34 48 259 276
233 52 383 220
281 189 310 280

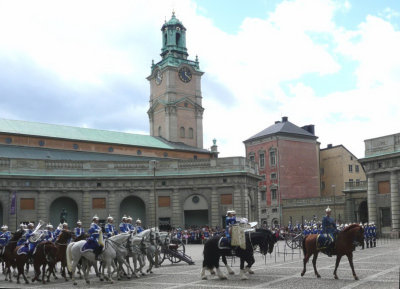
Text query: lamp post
332 184 336 221
149 160 159 228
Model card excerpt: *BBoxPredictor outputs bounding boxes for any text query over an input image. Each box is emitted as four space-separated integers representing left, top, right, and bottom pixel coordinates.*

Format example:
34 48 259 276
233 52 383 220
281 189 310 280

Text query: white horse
66 231 106 285
127 228 157 276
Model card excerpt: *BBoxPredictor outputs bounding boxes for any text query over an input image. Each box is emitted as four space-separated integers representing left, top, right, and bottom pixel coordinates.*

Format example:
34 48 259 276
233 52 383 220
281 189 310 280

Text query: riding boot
366 240 369 248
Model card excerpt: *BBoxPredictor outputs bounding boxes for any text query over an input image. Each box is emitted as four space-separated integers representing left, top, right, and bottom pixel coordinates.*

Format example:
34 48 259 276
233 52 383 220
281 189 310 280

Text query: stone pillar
367 175 377 225
344 193 354 223
233 186 242 216
82 190 91 229
210 187 219 227
108 190 118 220
390 171 400 232
37 190 47 222
171 188 181 228
8 191 17 231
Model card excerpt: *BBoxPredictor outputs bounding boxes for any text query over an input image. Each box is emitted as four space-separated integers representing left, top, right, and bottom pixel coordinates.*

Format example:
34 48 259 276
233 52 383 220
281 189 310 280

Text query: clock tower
147 12 204 149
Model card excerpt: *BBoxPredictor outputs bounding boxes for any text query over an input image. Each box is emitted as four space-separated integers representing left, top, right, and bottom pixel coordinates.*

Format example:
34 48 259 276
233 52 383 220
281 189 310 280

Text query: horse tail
202 237 219 270
66 243 73 272
302 235 307 257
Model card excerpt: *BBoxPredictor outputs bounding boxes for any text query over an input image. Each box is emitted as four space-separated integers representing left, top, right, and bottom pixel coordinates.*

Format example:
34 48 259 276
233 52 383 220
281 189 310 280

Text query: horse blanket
316 233 334 250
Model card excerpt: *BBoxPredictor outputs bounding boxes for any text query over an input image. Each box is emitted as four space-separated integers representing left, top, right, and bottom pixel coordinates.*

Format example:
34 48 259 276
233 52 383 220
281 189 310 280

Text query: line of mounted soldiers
0 214 144 261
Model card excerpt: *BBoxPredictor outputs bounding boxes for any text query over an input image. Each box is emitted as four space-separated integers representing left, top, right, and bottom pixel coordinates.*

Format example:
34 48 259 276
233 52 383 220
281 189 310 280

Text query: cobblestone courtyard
2 239 399 288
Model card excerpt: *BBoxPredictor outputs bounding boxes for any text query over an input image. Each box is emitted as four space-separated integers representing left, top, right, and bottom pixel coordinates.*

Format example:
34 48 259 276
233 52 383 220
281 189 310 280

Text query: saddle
217 237 231 250
316 233 334 250
81 239 103 253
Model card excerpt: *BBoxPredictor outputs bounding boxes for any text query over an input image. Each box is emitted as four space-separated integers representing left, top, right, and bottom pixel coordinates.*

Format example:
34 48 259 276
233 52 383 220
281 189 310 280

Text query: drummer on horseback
136 219 144 233
88 215 103 260
322 206 337 257
74 220 84 238
105 215 118 238
225 210 237 243
44 223 54 241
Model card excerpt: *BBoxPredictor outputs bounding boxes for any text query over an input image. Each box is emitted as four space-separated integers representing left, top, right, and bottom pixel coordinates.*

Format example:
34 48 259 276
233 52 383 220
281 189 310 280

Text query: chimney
282 116 288 122
275 121 280 124
301 125 315 135
327 144 333 148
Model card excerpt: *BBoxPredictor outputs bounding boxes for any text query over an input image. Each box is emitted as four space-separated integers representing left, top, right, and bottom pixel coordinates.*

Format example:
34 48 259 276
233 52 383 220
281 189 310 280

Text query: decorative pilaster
367 175 377 225
171 188 181 227
233 186 242 216
210 187 219 227
37 190 47 222
390 171 399 232
82 190 91 228
9 191 17 231
108 190 117 219
344 193 354 223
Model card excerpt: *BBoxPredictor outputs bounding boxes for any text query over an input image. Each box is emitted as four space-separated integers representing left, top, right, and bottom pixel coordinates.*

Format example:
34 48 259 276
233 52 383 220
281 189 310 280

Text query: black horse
201 228 277 280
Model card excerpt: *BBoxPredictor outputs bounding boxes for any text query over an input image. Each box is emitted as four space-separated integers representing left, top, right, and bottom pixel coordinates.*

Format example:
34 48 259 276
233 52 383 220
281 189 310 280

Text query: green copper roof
0 118 173 150
164 12 182 26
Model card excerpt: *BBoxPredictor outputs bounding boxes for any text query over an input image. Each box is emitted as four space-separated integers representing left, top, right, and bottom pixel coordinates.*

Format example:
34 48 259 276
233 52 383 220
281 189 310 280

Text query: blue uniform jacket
0 231 11 246
119 222 128 233
105 223 118 237
88 223 101 242
74 227 84 238
322 216 337 235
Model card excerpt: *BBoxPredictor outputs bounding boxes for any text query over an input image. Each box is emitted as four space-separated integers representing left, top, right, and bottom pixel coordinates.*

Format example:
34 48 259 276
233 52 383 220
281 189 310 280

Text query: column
171 188 181 227
9 191 17 231
82 190 91 229
390 171 400 232
233 186 242 216
210 187 219 227
108 190 118 219
367 175 377 225
37 190 47 222
344 193 354 223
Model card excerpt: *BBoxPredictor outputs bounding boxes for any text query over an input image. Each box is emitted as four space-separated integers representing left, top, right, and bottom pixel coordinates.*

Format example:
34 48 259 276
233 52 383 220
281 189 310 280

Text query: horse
31 241 58 284
53 230 73 281
201 228 277 280
66 230 105 285
3 230 24 282
301 223 364 280
126 228 156 276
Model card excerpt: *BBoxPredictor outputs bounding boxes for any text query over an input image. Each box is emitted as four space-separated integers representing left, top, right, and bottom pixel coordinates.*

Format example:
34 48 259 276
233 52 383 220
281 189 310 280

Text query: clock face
178 67 192 83
155 70 162 85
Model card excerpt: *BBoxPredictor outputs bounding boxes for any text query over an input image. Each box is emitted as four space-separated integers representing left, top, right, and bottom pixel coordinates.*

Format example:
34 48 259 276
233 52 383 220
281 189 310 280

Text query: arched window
164 33 167 46
180 127 185 138
176 33 181 46
188 128 194 139
158 126 162 137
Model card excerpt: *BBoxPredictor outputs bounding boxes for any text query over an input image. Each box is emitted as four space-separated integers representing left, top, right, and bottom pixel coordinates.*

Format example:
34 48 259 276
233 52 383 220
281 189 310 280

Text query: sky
0 0 399 159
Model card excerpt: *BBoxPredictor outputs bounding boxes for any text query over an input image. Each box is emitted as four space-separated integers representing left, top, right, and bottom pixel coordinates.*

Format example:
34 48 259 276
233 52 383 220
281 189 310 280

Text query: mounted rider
0 225 11 253
135 219 144 233
23 222 46 263
321 206 337 257
105 215 118 238
87 215 103 260
225 210 237 243
43 223 54 241
119 215 129 233
53 223 63 241
74 220 84 238
126 216 134 232
17 222 34 246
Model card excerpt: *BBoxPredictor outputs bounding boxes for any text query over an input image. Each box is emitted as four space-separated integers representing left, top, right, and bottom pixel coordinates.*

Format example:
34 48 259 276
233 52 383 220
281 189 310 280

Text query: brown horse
13 243 31 284
31 241 58 284
301 224 364 280
3 230 24 282
54 230 73 281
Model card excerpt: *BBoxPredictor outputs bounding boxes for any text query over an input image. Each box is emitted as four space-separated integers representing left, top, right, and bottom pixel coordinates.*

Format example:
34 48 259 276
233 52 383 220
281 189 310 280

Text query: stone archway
119 196 146 226
359 201 368 224
271 218 279 229
183 195 209 227
50 197 78 227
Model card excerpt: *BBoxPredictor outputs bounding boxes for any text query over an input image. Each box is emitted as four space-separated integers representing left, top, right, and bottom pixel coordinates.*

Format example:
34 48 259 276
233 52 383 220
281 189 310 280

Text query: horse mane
342 224 360 233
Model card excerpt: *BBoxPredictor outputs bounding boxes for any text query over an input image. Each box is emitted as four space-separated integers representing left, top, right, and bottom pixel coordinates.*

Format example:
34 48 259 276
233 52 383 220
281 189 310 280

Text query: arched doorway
183 195 208 227
119 196 146 226
271 218 279 229
359 201 368 224
50 197 78 227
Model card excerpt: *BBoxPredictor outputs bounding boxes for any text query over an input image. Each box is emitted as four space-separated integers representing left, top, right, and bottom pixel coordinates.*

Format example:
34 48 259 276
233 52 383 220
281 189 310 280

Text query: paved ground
2 238 399 288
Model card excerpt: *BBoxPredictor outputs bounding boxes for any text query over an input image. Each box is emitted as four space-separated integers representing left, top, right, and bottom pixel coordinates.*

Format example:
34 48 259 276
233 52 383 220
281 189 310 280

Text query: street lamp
149 160 159 228
332 184 336 221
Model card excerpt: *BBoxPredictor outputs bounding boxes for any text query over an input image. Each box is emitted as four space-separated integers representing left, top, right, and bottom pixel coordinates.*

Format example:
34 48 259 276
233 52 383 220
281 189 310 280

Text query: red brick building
243 117 320 226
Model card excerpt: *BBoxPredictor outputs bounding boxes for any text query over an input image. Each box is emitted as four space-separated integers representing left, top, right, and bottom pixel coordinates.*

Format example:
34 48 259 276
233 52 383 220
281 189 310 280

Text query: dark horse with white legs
201 228 277 280
301 224 364 280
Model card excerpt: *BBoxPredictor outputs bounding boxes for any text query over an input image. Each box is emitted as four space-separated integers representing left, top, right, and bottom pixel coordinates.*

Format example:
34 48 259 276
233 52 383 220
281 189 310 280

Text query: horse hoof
354 276 359 281
229 271 235 275
201 275 207 280
248 270 254 275
240 275 248 280
100 278 104 282
86 280 90 284
301 272 305 277
317 274 321 278
73 281 77 285
334 275 338 280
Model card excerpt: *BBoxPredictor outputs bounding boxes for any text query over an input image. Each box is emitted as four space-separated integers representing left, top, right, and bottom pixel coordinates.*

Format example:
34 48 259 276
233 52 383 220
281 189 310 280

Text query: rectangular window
259 153 265 168
270 173 277 179
378 181 390 194
355 165 359 173
356 179 360 185
261 209 267 214
158 196 170 207
249 155 255 162
261 191 266 201
321 181 325 191
20 198 35 210
92 198 106 209
349 179 353 183
221 194 232 205
271 188 277 200
269 150 276 166
272 208 278 213
349 165 353 172
320 168 324 176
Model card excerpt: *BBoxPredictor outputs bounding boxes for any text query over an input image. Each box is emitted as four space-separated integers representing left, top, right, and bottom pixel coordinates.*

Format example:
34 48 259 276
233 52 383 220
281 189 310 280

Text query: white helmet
62 222 68 228
77 220 82 225
122 215 127 220
46 223 53 229
136 219 142 224
325 206 331 213
107 215 113 221
1 225 8 230
92 214 99 221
